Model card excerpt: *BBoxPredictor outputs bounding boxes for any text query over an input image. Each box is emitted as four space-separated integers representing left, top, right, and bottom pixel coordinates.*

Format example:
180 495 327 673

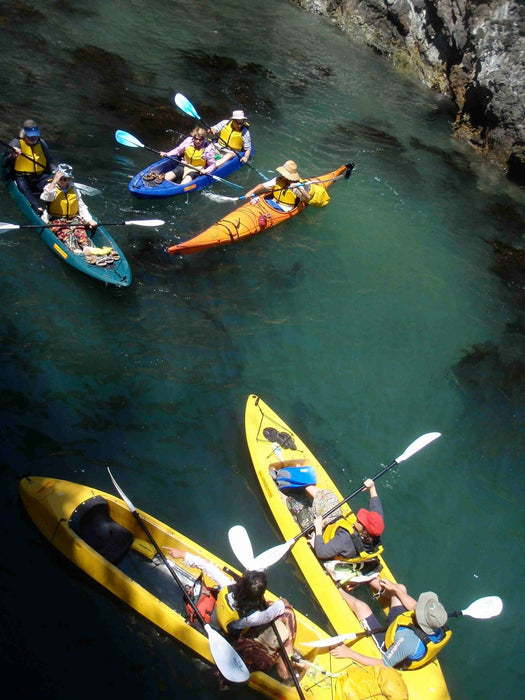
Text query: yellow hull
245 395 451 700
20 475 358 700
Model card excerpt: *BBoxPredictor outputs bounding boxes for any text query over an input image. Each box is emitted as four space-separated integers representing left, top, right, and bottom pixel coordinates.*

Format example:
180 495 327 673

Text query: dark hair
233 570 268 618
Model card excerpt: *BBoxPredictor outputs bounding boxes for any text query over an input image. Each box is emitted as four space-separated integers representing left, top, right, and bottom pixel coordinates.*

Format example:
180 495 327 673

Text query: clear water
1 1 524 698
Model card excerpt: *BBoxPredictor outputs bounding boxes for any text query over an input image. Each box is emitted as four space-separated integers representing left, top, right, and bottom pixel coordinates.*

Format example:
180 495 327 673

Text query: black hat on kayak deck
276 160 301 181
415 592 448 634
23 119 40 138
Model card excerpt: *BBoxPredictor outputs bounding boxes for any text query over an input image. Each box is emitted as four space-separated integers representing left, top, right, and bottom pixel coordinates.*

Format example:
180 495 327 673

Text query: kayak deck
4 175 131 287
128 151 248 199
245 394 451 700
168 164 350 256
19 475 359 700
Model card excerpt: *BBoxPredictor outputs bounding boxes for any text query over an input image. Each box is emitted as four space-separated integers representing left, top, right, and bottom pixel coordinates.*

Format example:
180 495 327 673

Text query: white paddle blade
250 539 295 571
228 525 255 570
75 183 101 197
0 222 21 230
204 624 250 682
461 596 503 619
107 468 136 513
395 432 441 463
302 632 359 648
124 219 165 227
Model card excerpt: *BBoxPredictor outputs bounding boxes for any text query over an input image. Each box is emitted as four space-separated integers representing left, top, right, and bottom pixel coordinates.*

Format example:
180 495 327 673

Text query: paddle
207 163 355 204
114 129 244 191
231 432 441 571
173 93 268 180
1 140 101 196
0 219 164 232
106 468 250 683
272 621 306 700
301 595 504 648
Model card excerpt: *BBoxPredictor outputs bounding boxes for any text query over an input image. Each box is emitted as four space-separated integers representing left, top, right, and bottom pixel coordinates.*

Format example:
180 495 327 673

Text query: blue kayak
128 151 248 199
4 173 132 287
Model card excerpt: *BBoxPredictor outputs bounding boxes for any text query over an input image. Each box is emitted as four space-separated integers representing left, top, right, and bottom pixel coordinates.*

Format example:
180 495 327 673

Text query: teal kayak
4 173 132 287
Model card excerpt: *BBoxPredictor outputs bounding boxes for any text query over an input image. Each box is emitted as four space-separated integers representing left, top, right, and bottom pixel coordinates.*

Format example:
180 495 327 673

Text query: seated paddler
332 578 452 671
244 160 311 212
159 126 217 185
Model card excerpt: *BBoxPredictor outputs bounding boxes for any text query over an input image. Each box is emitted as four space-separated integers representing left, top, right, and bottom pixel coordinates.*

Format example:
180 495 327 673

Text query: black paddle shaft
145 144 206 176
130 511 209 628
271 621 306 700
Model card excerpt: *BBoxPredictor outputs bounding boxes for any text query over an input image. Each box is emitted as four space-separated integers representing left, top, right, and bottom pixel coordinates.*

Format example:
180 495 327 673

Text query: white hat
231 110 246 121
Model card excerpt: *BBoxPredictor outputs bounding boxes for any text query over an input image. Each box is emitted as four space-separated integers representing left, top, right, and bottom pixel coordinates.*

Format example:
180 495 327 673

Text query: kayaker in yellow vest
331 579 452 671
305 478 385 562
208 110 252 167
164 547 307 683
245 160 311 212
1 119 56 215
40 164 97 250
159 127 217 184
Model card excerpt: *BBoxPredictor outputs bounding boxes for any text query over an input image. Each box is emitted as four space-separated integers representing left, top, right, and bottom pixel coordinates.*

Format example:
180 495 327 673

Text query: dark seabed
1 1 524 698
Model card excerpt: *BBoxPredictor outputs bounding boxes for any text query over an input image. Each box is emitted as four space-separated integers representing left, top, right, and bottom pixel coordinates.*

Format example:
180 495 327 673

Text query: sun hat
231 110 246 121
415 592 448 634
356 508 384 537
276 160 301 182
57 163 74 179
23 119 40 138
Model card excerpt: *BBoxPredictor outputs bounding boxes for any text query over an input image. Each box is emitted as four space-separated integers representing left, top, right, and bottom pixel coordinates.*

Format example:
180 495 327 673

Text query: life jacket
384 610 452 670
215 585 241 634
322 517 384 562
217 121 246 152
185 574 217 625
184 141 209 168
273 176 299 207
14 139 47 175
334 663 408 700
47 185 79 219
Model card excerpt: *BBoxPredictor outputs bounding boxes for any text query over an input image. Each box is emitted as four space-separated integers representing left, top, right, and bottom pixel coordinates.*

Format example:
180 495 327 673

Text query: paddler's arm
363 478 384 519
163 547 233 588
331 644 386 666
310 516 358 560
244 181 272 199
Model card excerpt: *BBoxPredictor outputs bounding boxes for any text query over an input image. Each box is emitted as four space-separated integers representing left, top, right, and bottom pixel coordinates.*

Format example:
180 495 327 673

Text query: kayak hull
5 175 132 287
168 164 348 256
20 475 354 700
128 151 248 199
245 394 451 700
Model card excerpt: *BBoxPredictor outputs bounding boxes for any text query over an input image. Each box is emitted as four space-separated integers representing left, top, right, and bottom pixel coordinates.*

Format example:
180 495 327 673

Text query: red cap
356 509 384 536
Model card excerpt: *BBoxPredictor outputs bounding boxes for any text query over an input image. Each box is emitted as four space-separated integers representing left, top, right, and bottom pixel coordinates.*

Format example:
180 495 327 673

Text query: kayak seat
69 496 134 564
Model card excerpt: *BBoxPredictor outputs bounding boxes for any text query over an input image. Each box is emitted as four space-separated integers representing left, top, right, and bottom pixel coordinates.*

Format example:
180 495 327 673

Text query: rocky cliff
291 0 525 186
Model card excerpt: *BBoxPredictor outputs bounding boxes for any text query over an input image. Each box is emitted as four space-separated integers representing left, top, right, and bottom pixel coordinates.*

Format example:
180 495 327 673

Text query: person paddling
332 578 451 670
208 110 252 167
244 160 310 212
159 126 217 184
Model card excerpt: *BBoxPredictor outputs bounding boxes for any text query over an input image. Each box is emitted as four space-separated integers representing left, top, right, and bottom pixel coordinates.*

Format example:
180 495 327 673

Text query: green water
1 1 524 697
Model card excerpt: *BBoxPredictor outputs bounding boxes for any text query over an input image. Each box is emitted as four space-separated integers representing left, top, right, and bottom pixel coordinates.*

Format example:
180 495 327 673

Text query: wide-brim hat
276 160 300 182
415 592 448 634
57 163 74 179
231 110 246 121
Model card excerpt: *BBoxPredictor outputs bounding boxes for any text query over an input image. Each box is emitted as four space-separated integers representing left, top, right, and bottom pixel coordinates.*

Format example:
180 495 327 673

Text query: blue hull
5 176 132 287
128 153 246 199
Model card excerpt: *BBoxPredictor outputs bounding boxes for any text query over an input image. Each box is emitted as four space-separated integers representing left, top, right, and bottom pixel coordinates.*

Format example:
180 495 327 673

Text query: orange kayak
168 163 353 256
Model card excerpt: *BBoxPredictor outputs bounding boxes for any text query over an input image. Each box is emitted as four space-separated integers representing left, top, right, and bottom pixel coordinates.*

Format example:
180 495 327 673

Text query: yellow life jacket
334 663 408 700
384 610 452 670
217 121 245 152
273 176 300 207
47 185 79 219
322 517 384 562
14 140 47 175
184 143 207 168
215 586 241 634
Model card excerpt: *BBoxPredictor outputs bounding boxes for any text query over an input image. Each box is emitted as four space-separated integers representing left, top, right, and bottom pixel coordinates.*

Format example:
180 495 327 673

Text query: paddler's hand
330 644 353 659
163 547 186 560
314 515 324 536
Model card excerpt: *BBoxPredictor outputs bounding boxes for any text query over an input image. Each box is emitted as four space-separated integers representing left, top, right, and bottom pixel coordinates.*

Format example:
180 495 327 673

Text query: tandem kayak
20 475 372 699
244 394 451 700
128 151 249 199
167 163 353 256
4 175 132 287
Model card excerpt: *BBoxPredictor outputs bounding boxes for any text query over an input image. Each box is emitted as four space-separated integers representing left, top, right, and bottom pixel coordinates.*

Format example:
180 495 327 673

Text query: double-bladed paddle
0 219 164 232
114 129 244 190
229 432 441 571
106 468 250 683
301 596 504 648
173 93 268 180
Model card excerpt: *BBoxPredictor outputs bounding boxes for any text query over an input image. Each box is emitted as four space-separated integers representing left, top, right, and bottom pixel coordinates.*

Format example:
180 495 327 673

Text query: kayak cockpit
69 496 133 564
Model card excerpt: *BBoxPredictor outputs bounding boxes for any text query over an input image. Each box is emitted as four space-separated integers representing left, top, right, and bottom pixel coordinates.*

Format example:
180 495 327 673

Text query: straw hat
276 160 300 181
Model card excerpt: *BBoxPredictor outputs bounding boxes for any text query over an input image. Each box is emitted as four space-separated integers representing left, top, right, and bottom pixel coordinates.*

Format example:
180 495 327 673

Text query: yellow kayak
20 475 378 700
245 394 451 699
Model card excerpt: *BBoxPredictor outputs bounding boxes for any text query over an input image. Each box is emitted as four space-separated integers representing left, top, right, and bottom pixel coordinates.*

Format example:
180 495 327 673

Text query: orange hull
168 164 350 256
